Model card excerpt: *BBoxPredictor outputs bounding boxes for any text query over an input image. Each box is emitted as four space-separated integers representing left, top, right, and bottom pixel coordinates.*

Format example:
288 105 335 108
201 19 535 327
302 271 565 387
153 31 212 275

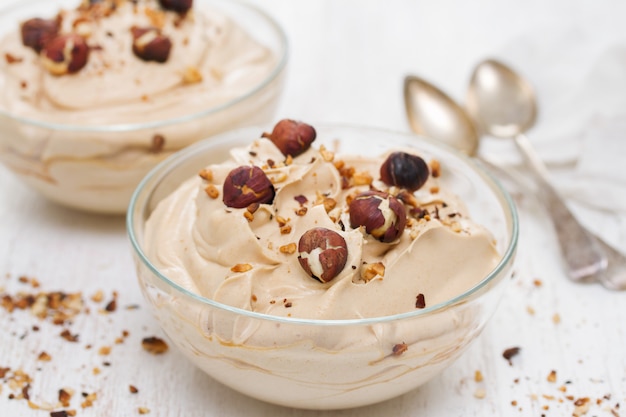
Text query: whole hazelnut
159 0 193 14
349 190 407 243
21 18 60 53
41 34 89 76
222 166 275 208
131 27 172 63
380 152 429 192
261 119 316 157
298 228 348 283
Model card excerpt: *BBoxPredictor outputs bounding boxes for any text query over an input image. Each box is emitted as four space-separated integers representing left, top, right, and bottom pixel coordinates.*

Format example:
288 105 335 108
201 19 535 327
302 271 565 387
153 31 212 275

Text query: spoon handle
513 133 608 282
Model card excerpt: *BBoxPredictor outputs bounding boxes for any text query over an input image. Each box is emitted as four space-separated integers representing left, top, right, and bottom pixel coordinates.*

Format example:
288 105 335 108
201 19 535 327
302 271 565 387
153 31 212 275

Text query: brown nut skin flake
159 0 193 14
380 152 429 192
298 228 348 283
222 166 275 208
131 26 172 63
262 119 317 157
349 190 407 243
41 34 89 75
21 17 60 53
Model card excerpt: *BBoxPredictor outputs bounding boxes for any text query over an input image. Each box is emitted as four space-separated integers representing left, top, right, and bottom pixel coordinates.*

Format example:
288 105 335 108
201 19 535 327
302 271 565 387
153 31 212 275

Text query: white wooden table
2 1 625 416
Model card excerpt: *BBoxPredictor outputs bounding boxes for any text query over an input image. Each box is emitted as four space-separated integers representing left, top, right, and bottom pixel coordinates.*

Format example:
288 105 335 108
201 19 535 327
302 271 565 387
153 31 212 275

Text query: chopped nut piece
90 290 104 303
104 297 117 312
230 263 253 273
59 388 73 407
360 262 385 282
322 197 337 213
198 169 213 181
502 347 520 365
141 337 169 355
429 159 441 177
144 6 166 28
98 346 111 356
573 397 590 417
415 293 426 309
138 407 151 415
276 215 289 227
295 206 308 216
552 313 561 324
319 145 334 162
474 388 486 399
243 211 254 222
392 343 408 356
351 171 373 186
4 53 23 64
81 392 97 408
429 185 440 194
271 172 288 184
37 351 52 361
150 134 166 153
60 329 79 343
205 184 219 199
279 243 297 254
183 66 203 84
279 224 292 234
474 370 484 382
129 385 139 394
547 369 557 383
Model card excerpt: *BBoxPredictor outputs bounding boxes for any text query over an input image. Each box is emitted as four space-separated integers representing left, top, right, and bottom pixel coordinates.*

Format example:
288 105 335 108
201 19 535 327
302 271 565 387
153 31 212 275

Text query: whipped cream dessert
145 120 500 320
136 121 511 409
0 0 283 213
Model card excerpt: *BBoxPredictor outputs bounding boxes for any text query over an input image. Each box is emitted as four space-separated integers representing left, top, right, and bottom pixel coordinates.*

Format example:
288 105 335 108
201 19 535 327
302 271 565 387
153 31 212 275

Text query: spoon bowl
404 75 479 155
466 59 537 138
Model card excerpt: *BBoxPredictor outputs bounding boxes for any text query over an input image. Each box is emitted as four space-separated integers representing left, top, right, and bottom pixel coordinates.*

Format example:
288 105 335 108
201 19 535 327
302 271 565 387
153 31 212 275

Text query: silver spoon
403 76 525 188
466 58 626 290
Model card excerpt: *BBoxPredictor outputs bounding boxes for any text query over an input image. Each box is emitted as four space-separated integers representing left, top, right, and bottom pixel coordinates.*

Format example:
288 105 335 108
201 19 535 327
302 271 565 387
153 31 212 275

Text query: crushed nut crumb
205 184 219 199
279 243 297 255
230 263 253 273
141 337 169 355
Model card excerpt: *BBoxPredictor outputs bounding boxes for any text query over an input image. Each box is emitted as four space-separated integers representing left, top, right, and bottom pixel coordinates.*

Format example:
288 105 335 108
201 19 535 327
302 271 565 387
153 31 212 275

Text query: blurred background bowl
0 0 288 214
127 125 518 410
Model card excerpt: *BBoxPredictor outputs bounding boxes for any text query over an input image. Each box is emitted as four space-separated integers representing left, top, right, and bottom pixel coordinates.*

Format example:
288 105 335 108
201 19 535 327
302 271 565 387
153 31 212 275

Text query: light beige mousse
0 0 281 213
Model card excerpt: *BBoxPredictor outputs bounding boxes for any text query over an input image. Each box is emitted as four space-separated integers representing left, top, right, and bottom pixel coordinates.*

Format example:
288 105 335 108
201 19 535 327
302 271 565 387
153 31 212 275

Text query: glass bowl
0 0 287 214
127 125 518 409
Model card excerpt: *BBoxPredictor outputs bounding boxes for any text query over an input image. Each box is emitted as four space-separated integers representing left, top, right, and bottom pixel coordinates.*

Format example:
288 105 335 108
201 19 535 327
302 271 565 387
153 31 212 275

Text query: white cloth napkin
479 25 626 213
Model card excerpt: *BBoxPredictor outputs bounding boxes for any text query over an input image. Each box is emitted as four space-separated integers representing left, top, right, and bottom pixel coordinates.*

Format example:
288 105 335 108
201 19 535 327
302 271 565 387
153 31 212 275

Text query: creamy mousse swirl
144 123 501 321
0 0 277 128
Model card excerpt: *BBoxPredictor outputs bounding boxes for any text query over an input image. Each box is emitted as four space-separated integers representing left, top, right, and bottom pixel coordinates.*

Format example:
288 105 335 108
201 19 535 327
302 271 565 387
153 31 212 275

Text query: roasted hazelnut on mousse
222 166 275 208
159 0 193 14
262 119 316 157
41 34 89 75
380 151 429 192
131 26 172 63
20 17 60 53
349 190 407 243
298 228 348 283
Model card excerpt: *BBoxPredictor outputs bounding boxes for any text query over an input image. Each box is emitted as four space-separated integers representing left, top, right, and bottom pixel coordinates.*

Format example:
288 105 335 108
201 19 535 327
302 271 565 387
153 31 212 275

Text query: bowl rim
127 124 519 326
0 0 289 132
